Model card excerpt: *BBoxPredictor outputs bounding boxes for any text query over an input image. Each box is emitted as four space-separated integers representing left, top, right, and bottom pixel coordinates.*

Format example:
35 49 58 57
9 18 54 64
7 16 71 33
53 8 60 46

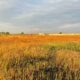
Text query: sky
0 0 80 33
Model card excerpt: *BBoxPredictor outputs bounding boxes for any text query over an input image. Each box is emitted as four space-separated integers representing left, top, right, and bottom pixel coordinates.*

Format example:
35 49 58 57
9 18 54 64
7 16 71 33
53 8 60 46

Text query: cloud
0 0 80 33
0 22 16 32
14 0 80 21
0 22 41 33
0 0 15 11
14 1 55 20
57 23 80 33
59 23 80 29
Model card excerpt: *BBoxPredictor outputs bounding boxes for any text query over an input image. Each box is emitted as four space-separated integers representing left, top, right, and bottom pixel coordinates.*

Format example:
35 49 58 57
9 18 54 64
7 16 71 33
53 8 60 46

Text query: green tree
21 32 24 35
59 32 62 34
6 32 10 35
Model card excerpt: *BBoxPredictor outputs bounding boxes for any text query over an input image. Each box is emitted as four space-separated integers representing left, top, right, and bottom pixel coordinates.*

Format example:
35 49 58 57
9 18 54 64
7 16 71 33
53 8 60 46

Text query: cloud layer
0 0 80 33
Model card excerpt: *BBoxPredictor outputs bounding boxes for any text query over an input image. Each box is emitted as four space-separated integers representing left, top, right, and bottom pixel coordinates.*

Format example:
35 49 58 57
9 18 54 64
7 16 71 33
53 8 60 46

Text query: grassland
0 34 80 80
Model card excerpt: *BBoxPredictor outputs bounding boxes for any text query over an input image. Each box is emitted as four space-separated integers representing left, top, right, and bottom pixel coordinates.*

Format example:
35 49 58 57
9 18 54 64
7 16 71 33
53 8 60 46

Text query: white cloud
0 22 40 33
14 4 55 20
0 22 18 32
14 0 80 20
46 0 62 3
59 23 80 29
0 0 16 11
0 0 80 33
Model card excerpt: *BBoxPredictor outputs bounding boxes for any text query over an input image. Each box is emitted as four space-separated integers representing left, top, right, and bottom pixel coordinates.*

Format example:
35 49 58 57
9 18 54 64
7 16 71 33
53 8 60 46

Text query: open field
0 34 80 80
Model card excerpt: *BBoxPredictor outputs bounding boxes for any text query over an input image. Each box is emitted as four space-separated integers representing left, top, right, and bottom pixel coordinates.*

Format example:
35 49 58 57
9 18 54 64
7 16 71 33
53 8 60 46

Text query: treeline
0 32 63 35
0 32 25 35
0 32 10 35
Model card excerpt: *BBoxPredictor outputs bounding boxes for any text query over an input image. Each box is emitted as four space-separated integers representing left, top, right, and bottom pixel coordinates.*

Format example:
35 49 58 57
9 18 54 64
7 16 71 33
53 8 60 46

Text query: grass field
0 34 80 80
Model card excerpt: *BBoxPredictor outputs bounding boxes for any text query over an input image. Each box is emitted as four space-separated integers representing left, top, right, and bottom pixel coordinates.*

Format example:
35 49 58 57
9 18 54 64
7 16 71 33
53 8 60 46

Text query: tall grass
0 35 80 80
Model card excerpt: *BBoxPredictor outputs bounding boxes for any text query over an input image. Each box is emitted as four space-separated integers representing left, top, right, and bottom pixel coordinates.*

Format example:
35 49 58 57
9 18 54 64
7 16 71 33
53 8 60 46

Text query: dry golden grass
56 50 80 71
0 34 80 80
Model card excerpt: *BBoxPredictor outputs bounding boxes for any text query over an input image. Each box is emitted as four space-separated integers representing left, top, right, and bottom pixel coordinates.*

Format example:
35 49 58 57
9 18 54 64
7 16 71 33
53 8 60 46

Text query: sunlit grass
0 35 80 80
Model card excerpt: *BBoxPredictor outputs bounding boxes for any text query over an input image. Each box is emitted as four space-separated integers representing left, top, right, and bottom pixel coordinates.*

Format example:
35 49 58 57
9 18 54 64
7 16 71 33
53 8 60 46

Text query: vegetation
0 32 10 35
0 34 80 80
20 32 24 35
59 32 63 34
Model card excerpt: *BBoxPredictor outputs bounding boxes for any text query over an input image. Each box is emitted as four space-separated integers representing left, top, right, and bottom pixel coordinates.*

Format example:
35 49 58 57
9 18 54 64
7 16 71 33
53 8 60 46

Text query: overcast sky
0 0 80 33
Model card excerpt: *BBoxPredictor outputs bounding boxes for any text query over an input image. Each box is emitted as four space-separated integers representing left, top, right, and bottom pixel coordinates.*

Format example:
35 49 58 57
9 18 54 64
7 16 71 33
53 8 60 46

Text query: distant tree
59 32 62 34
0 32 10 35
0 32 5 35
6 32 10 35
20 32 24 35
2 32 5 34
